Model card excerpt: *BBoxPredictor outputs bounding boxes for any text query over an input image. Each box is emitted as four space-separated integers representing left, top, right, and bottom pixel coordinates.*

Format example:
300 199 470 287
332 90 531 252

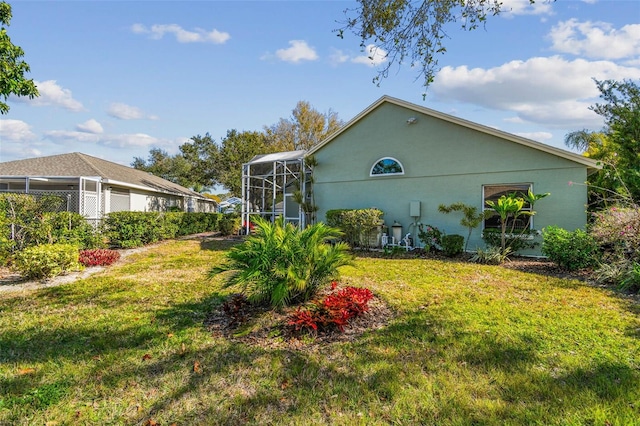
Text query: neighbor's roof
0 152 208 198
246 150 307 165
307 95 601 173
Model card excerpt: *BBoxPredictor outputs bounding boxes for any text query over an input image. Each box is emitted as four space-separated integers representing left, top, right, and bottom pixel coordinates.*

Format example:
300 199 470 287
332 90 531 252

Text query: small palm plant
485 194 529 253
210 216 352 308
438 202 493 252
485 190 549 253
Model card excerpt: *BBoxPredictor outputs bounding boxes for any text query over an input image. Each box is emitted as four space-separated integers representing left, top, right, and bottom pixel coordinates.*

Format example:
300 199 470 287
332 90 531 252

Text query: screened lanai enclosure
0 176 102 225
241 150 313 234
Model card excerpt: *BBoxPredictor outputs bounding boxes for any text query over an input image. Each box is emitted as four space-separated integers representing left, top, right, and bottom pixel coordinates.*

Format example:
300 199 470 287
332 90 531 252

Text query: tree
178 133 219 188
565 79 640 205
265 101 343 151
131 148 193 189
338 0 533 93
0 1 39 114
216 129 272 196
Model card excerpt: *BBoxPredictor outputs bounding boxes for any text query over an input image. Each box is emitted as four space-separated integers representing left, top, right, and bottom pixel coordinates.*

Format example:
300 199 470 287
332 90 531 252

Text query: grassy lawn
0 238 638 425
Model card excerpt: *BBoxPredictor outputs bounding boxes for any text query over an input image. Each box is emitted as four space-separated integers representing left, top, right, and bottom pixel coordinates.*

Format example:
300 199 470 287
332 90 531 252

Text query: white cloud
274 40 318 63
131 23 230 44
17 80 84 112
107 103 158 120
0 119 37 141
432 56 640 129
76 119 104 134
44 129 166 148
329 48 350 66
352 44 388 67
0 120 44 162
499 0 554 17
549 19 640 60
0 144 43 162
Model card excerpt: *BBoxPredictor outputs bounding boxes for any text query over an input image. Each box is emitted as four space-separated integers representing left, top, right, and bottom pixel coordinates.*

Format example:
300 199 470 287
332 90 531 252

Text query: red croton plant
288 283 374 333
78 249 121 267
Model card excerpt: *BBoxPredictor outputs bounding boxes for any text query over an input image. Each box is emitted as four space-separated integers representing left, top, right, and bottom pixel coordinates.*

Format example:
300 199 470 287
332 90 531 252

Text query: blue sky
1 0 639 168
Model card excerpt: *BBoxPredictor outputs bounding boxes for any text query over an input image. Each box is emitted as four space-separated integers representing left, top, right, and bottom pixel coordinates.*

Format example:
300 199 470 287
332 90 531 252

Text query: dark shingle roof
0 152 205 198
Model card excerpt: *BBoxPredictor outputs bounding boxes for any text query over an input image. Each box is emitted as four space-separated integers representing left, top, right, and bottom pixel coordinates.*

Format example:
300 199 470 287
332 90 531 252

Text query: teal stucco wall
312 102 590 255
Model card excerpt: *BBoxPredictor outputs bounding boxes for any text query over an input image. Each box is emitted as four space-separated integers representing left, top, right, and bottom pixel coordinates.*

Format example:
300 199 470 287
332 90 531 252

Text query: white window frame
370 157 405 177
482 183 534 231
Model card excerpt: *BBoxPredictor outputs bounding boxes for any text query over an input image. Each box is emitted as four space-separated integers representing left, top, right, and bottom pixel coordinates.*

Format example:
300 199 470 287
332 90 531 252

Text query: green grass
1 239 638 425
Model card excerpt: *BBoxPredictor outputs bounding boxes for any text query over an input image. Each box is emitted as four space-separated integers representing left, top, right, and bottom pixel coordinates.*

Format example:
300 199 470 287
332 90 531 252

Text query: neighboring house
243 96 600 255
0 152 217 223
218 196 242 213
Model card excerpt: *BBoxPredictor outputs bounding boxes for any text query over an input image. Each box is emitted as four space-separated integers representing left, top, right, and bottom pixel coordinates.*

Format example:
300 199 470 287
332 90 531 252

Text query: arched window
370 157 404 176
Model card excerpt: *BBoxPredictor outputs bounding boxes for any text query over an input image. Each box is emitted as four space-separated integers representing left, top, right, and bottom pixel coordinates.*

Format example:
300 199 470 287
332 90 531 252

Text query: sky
1 0 639 170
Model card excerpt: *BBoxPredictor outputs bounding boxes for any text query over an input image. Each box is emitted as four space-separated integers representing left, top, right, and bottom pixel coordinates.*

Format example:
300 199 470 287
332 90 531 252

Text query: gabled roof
0 152 207 198
307 95 601 173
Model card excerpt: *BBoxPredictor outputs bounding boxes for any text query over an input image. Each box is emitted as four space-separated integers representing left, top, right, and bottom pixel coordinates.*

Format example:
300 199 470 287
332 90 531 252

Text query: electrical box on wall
410 200 421 217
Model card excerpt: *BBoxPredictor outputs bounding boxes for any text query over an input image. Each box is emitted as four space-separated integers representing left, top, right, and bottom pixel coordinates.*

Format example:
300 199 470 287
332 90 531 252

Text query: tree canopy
565 79 640 205
132 134 219 191
178 133 219 189
0 1 38 114
215 129 272 196
265 101 343 151
131 148 193 189
132 101 343 196
338 0 533 92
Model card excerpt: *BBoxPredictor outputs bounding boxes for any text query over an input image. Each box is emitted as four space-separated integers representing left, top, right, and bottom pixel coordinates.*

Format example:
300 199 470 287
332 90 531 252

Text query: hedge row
4 211 240 279
1 209 240 261
104 212 240 248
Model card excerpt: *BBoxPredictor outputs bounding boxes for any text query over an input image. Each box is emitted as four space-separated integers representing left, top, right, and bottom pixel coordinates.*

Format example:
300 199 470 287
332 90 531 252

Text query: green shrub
211 217 353 308
541 226 599 270
12 244 81 279
157 212 222 238
441 234 464 257
177 212 221 236
104 212 165 248
32 212 103 249
0 193 66 251
594 260 640 293
619 262 640 293
158 213 181 240
0 211 14 266
418 224 443 252
218 214 241 236
325 208 383 249
105 211 225 247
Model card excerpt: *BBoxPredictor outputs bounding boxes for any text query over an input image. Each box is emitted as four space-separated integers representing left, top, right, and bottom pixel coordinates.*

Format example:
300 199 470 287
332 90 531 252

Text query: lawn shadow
340 307 638 424
199 237 242 252
0 288 227 423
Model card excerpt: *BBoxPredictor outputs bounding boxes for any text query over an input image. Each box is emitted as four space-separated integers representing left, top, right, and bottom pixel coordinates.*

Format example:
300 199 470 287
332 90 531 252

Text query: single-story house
218 196 242 213
0 152 217 224
243 96 600 255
